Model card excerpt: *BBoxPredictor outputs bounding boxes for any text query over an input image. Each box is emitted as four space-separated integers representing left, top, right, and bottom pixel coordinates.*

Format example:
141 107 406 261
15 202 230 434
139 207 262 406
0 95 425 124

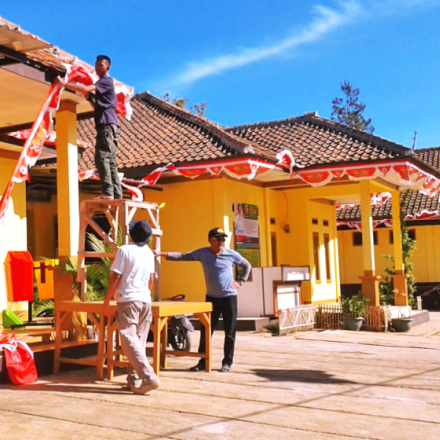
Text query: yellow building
28 94 440 312
2 17 440 324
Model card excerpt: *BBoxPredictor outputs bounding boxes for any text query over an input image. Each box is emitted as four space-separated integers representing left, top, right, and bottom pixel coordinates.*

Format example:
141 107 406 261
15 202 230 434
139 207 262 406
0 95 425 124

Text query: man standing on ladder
56 55 122 200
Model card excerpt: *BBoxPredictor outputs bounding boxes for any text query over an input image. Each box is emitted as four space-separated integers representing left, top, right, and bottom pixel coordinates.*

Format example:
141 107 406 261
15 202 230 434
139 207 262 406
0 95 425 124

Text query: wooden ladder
76 199 163 300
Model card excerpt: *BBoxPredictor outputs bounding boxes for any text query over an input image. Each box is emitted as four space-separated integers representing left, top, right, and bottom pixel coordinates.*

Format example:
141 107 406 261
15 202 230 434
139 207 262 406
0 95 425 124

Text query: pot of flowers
341 294 369 331
391 308 413 332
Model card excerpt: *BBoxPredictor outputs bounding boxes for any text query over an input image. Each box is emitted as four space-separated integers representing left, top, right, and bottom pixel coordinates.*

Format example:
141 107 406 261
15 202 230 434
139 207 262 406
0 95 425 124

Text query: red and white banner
291 160 440 197
0 65 133 227
168 158 275 180
77 159 275 202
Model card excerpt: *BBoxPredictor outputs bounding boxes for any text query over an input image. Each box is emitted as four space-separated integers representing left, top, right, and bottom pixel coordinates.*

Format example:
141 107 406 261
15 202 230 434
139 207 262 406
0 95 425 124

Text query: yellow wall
267 188 339 303
338 224 440 284
27 197 58 258
0 155 28 315
27 176 350 306
141 177 270 302
308 200 340 303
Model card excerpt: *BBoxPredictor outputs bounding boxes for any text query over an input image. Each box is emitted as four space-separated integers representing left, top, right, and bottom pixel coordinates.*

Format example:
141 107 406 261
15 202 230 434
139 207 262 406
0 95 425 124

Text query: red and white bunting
337 210 440 230
141 163 176 186
0 64 134 227
292 161 440 197
276 150 303 173
170 159 275 180
120 181 143 201
337 220 388 230
335 192 391 210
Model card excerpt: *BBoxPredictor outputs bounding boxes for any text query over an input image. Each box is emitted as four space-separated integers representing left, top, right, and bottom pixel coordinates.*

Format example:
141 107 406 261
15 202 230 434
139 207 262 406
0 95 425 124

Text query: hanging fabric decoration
0 64 133 227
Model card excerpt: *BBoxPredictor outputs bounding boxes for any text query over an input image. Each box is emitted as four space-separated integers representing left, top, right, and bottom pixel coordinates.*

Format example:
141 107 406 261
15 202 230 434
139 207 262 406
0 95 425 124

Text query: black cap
129 221 152 246
208 227 228 239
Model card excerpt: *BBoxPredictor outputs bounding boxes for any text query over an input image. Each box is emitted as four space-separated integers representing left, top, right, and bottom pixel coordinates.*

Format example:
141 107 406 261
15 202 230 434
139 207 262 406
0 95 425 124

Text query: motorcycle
149 294 194 352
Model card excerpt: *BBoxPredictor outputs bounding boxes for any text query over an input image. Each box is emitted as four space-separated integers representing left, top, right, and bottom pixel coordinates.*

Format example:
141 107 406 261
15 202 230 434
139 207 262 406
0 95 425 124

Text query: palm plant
85 231 121 300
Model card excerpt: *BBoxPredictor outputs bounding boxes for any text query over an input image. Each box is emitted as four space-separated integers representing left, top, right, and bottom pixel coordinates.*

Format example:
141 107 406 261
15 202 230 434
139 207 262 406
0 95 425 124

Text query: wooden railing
315 304 388 332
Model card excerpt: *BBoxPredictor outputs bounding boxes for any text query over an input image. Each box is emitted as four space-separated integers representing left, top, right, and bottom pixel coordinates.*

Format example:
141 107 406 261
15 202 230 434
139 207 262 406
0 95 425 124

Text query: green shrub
341 293 369 318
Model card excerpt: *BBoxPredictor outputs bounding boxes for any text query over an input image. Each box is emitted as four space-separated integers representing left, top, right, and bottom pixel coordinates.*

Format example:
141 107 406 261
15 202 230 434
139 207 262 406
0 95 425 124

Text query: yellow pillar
54 99 86 340
358 180 381 305
56 99 80 257
390 190 408 306
263 187 272 267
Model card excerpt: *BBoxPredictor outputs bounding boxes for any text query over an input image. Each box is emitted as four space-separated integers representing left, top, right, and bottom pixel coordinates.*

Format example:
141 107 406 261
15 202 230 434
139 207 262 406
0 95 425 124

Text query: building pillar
358 180 381 305
56 99 80 258
54 99 86 340
390 190 408 306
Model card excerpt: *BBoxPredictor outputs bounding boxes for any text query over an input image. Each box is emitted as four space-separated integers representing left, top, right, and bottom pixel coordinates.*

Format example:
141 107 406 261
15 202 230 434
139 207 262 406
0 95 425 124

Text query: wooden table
106 301 212 379
53 300 114 379
53 300 212 380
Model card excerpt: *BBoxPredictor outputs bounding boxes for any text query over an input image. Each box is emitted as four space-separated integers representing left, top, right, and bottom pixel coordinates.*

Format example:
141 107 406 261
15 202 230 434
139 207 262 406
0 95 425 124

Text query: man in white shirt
104 220 160 395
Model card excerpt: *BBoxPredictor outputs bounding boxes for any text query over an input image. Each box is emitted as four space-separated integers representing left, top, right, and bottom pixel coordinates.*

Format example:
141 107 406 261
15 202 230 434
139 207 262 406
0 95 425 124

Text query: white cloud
170 1 361 86
167 0 440 88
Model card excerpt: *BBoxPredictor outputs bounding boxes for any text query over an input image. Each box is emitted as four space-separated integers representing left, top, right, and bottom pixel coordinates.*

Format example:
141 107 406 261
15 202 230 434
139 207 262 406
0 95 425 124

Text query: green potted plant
341 293 369 331
391 307 413 332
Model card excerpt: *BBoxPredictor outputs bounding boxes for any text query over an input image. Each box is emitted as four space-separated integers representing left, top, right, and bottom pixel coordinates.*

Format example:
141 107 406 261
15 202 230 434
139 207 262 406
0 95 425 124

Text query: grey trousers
95 124 123 199
116 301 157 386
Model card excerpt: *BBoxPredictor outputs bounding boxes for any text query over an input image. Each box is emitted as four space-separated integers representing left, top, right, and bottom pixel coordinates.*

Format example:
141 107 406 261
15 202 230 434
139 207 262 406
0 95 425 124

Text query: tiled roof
227 114 413 168
414 146 440 169
336 191 440 222
77 92 278 177
336 146 440 222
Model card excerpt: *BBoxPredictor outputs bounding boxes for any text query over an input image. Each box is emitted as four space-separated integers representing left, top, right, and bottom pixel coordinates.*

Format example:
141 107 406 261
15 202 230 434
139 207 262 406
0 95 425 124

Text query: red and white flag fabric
0 64 133 227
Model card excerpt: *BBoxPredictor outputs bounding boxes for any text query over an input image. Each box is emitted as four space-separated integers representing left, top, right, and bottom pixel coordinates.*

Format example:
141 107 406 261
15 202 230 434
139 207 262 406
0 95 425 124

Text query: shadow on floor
251 368 358 384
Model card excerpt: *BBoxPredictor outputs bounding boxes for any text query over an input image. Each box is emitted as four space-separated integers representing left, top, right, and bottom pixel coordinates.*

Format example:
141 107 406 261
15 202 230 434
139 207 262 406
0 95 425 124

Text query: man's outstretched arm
154 250 197 261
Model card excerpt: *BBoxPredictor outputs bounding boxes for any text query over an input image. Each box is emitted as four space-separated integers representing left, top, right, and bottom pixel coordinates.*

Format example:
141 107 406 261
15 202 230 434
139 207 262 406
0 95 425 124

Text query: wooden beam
0 44 27 63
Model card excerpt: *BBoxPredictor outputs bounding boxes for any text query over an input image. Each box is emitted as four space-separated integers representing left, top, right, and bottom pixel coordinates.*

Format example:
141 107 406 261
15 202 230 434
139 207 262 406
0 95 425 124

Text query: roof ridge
135 92 277 160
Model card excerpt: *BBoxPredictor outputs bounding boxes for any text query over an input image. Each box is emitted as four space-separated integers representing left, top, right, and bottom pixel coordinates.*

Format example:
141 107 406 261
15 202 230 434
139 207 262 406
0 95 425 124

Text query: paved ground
1 313 439 440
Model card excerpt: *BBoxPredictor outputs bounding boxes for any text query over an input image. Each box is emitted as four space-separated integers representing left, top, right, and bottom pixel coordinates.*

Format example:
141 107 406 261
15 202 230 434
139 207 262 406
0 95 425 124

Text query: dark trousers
95 124 123 199
198 295 237 367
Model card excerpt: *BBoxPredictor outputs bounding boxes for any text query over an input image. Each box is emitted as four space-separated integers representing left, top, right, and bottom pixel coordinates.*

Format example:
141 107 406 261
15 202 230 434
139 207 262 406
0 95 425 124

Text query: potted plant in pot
391 307 413 332
341 294 369 331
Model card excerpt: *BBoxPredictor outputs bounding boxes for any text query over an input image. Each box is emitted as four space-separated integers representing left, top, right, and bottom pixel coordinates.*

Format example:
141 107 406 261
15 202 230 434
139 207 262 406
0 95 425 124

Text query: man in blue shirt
56 55 122 200
155 227 251 372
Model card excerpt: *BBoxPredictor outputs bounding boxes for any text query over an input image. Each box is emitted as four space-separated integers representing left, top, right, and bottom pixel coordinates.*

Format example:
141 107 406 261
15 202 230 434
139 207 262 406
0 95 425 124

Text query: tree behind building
331 81 374 134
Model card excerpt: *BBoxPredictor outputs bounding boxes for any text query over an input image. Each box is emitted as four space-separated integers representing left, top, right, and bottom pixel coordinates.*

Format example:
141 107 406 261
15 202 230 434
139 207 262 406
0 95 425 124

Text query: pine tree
331 81 374 133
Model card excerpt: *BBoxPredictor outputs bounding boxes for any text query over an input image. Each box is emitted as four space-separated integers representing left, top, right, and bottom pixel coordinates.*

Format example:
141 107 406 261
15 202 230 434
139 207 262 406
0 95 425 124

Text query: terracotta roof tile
77 92 277 177
227 114 412 167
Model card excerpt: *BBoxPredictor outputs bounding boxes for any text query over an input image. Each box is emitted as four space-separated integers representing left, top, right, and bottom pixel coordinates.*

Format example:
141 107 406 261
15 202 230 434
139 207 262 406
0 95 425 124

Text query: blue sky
2 0 440 147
